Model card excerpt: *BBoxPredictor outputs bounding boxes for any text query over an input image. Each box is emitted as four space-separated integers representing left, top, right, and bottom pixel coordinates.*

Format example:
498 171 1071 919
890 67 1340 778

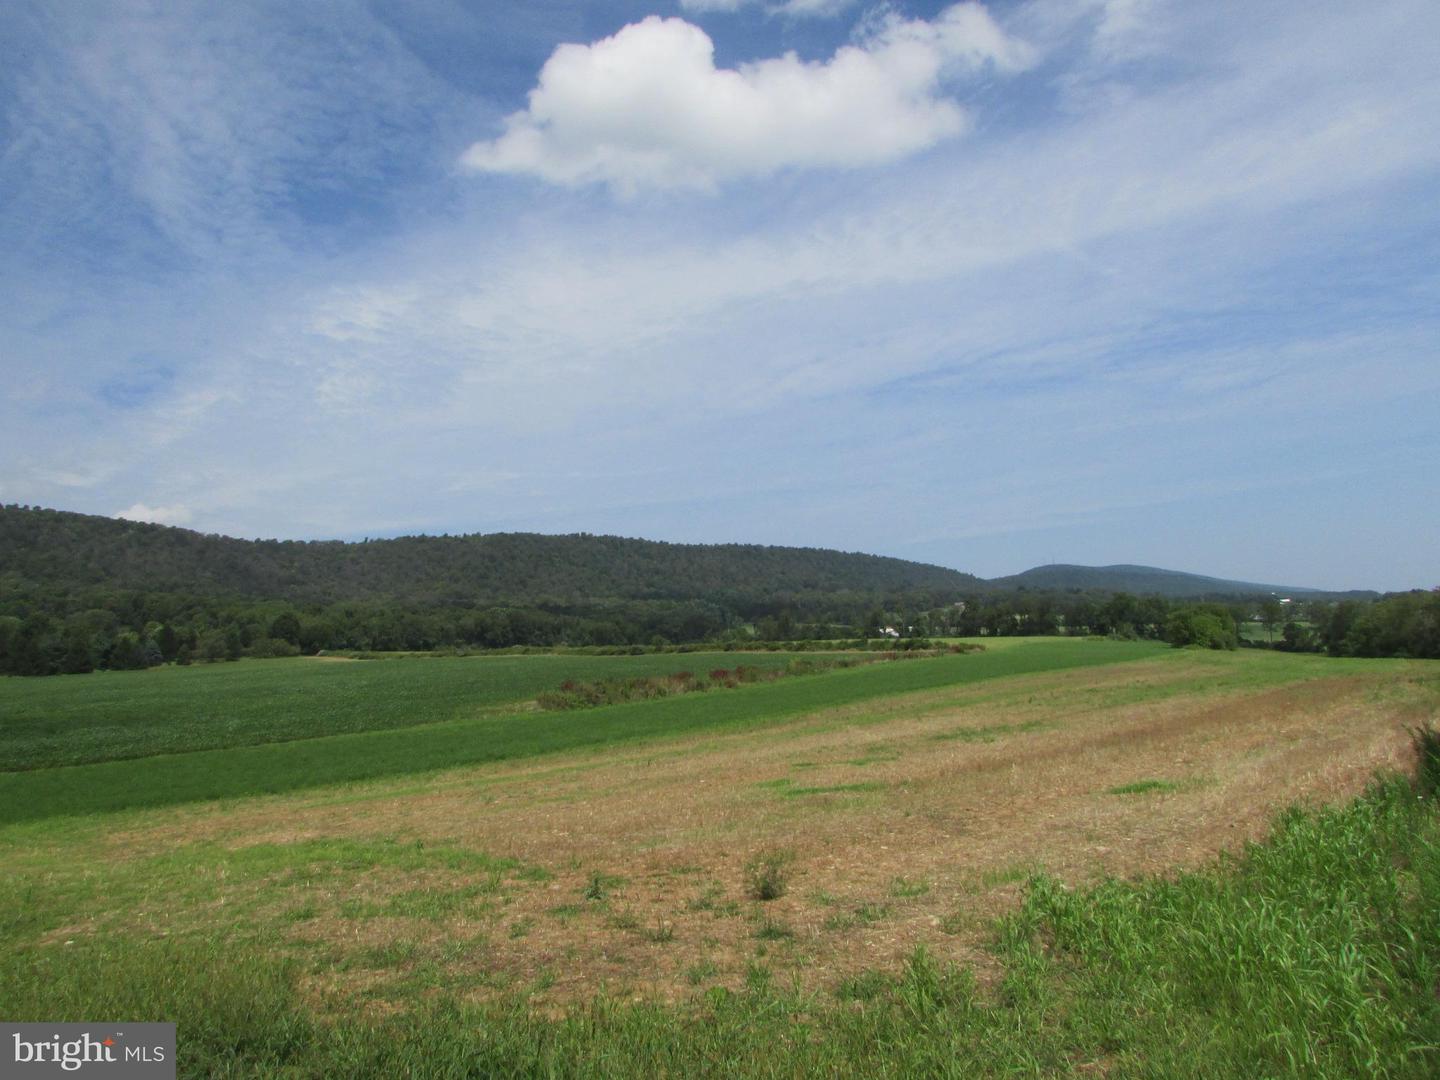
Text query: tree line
3 580 1434 677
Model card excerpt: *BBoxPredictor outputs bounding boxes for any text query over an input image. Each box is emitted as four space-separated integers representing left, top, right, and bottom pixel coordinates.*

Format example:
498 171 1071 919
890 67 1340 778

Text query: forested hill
988 563 1371 599
4 505 1422 675
0 505 982 607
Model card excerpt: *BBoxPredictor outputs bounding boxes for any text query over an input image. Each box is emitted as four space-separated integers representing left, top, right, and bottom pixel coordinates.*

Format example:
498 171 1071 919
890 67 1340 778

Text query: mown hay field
3 641 1438 1076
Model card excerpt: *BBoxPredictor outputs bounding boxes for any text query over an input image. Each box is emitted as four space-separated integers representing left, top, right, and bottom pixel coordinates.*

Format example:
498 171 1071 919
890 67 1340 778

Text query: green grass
684 960 719 985
824 902 891 931
930 718 1053 742
0 640 1165 823
1108 779 1179 795
0 651 830 771
782 781 885 797
835 970 892 1001
844 745 901 765
890 876 930 898
5 774 1438 1077
752 916 794 941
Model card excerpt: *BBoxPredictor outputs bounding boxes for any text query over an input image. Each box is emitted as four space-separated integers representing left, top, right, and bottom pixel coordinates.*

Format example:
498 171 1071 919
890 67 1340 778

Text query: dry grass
59 654 1440 1005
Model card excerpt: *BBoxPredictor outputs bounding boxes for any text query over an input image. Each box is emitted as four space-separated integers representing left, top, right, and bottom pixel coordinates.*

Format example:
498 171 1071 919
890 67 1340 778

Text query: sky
1 0 1437 592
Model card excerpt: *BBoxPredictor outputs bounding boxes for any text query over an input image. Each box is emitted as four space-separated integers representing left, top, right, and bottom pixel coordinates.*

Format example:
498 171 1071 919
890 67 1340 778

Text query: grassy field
3 643 1438 1076
0 650 841 770
0 639 1163 822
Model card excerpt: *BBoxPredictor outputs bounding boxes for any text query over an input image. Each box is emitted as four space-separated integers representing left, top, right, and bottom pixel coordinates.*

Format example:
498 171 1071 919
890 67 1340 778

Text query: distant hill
1 506 1378 612
0 505 982 608
987 563 1371 599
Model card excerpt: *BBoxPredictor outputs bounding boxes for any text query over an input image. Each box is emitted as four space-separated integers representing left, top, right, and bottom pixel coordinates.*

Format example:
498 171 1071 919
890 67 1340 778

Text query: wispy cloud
1 0 458 273
680 0 858 18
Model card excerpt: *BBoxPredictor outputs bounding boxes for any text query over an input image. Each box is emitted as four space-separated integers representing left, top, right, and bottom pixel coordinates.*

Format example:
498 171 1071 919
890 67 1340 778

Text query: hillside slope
0 505 981 607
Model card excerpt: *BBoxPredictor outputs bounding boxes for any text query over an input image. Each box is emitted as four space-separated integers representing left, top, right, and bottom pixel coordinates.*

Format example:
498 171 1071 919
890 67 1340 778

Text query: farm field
3 643 1438 1075
0 639 1162 821
0 649 850 771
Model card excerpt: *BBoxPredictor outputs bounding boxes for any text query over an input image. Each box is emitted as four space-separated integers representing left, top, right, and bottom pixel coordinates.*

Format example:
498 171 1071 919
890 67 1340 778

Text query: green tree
156 624 180 661
1100 592 1138 636
1280 621 1316 652
59 628 95 674
269 611 302 646
107 632 147 670
197 630 230 663
1164 606 1238 650
1259 598 1284 644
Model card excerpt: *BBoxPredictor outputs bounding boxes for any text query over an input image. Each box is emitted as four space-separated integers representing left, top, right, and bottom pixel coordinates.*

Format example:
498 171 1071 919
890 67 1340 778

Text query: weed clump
753 916 793 941
583 870 623 902
744 849 793 901
889 876 930 899
1412 723 1440 798
684 960 718 985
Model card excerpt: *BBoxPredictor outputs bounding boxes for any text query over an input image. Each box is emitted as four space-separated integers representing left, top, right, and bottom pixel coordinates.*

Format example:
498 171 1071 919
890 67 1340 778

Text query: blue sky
1 0 1436 591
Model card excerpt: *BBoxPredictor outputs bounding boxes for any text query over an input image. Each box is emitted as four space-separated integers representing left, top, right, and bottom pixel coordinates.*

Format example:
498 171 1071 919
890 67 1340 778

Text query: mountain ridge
986 563 1370 599
0 505 1375 603
0 505 979 607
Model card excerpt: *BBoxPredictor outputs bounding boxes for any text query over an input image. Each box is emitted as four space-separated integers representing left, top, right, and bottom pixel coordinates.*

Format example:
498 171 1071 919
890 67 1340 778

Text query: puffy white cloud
461 4 1034 192
115 503 193 526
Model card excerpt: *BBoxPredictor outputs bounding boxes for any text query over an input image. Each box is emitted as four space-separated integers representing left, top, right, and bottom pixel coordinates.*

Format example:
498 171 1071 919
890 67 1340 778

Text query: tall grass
1001 772 1440 1076
1412 723 1440 798
5 768 1437 1077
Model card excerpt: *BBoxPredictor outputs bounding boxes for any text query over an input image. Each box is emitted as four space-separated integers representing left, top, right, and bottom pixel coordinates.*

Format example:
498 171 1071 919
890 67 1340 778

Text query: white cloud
678 0 747 11
1092 0 1162 56
679 0 858 16
460 4 1035 192
115 503 193 526
774 0 857 15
